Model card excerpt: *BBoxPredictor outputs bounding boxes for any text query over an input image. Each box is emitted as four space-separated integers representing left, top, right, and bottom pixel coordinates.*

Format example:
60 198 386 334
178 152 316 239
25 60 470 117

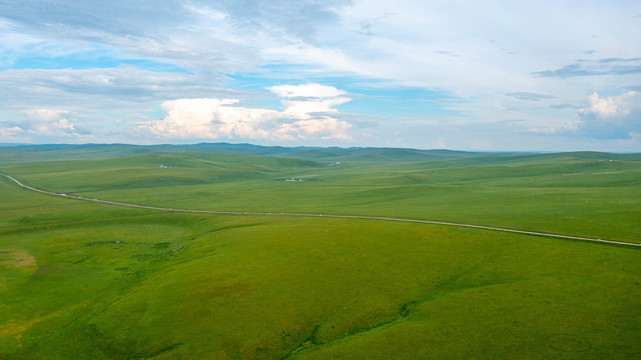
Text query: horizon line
2 141 639 154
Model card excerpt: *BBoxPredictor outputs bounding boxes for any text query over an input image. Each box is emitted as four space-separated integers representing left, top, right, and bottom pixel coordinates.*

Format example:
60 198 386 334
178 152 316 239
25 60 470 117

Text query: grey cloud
0 67 238 111
0 1 191 38
506 92 555 101
0 0 352 76
357 22 374 36
435 50 459 57
576 114 640 139
354 13 392 37
598 57 641 63
534 58 641 77
0 5 258 74
212 0 352 42
0 0 351 46
534 63 589 77
549 103 579 109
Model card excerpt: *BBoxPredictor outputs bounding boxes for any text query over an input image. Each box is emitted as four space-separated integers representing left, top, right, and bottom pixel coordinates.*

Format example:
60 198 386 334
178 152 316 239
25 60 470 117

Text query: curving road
2 173 639 248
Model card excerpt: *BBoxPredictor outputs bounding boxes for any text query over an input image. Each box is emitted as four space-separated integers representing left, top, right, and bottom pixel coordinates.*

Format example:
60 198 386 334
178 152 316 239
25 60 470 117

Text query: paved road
2 173 639 248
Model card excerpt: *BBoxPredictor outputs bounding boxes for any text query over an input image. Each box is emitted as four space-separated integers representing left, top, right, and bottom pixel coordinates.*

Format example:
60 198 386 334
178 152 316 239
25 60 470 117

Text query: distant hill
0 143 319 163
0 142 519 164
0 142 638 165
0 143 33 147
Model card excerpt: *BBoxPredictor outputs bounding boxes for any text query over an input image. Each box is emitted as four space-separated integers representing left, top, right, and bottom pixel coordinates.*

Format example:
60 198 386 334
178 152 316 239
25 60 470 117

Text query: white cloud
0 126 25 140
27 109 71 123
576 91 641 139
268 83 346 98
275 117 352 141
142 84 353 141
146 98 274 139
269 83 351 115
529 91 641 139
0 108 93 142
578 91 639 118
281 97 350 114
23 109 88 138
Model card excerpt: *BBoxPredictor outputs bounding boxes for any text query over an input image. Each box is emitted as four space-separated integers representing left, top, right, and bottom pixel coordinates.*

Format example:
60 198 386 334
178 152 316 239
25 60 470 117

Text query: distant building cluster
327 162 341 167
159 165 170 168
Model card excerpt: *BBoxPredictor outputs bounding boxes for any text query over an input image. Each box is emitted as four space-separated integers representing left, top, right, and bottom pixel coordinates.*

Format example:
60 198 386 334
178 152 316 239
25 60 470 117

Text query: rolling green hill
0 143 520 164
4 147 638 241
1 144 640 359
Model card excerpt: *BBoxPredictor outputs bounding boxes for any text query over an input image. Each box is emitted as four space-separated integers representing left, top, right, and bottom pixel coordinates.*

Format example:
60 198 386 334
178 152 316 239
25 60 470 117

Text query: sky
0 1 640 151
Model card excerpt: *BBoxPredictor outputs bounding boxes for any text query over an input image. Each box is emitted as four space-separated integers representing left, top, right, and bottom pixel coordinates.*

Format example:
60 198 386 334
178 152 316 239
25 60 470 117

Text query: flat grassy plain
1 146 640 359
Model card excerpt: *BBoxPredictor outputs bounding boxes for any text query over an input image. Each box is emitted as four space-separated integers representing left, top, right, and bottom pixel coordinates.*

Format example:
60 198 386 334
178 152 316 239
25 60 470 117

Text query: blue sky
1 1 640 151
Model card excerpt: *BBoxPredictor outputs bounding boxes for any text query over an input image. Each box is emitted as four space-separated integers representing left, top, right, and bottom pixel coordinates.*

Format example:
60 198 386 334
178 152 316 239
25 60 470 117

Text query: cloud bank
142 84 352 141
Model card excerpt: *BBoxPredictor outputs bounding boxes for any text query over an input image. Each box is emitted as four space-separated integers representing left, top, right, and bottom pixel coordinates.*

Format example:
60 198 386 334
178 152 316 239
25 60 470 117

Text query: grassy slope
1 177 641 359
1 147 641 359
4 150 638 241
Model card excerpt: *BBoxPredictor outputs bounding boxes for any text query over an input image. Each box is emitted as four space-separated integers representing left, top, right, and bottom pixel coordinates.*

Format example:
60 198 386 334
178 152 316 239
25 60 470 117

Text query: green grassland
4 149 640 241
1 145 640 359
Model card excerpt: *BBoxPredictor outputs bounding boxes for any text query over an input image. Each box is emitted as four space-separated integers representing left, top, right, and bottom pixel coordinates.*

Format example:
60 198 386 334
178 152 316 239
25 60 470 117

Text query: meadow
1 144 640 359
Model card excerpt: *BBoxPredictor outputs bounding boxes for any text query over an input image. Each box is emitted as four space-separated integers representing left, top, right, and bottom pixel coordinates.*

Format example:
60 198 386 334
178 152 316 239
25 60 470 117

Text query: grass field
1 145 640 359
